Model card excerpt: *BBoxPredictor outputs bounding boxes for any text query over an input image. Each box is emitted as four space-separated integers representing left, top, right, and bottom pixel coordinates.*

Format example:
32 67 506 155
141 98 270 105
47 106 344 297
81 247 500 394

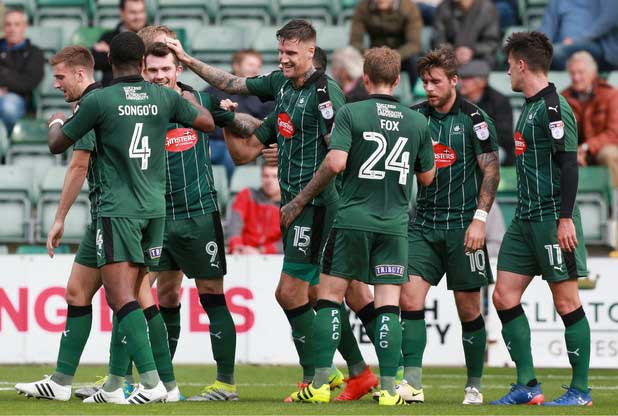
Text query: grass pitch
1 365 616 415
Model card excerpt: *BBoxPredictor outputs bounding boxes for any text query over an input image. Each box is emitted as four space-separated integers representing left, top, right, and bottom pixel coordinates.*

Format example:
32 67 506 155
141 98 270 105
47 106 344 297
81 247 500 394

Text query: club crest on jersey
318 100 334 119
166 128 198 152
514 131 527 156
451 124 463 134
473 122 490 141
148 247 162 259
433 142 457 168
549 120 564 139
277 112 295 138
375 264 404 277
123 86 148 101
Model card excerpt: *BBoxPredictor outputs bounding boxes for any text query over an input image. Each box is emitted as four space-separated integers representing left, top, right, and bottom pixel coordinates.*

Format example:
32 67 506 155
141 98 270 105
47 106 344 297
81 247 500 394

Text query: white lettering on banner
487 258 618 368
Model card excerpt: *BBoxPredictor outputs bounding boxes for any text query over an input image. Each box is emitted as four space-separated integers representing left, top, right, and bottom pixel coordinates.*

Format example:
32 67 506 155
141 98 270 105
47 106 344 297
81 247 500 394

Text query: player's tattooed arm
476 150 500 212
166 37 250 94
280 150 347 228
227 113 263 138
222 128 265 165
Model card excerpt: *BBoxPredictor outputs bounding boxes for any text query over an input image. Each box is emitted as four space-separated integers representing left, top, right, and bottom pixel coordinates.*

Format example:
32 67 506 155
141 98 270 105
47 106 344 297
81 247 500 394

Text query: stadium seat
316 25 347 55
577 166 612 244
393 75 413 106
25 26 63 58
37 65 72 119
34 0 91 26
217 0 277 25
339 0 358 24
191 25 248 64
16 244 71 254
10 118 49 145
0 123 9 161
0 165 35 243
252 26 280 64
496 166 517 226
489 71 524 111
278 0 338 25
71 26 107 48
178 70 209 91
230 165 261 195
212 165 230 211
4 0 36 19
421 26 433 53
155 0 215 26
95 0 157 27
548 71 571 93
36 166 90 243
518 0 548 29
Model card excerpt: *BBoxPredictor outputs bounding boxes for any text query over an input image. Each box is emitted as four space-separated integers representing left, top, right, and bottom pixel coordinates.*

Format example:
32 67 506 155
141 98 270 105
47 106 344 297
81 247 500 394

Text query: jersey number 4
129 123 151 170
358 132 409 185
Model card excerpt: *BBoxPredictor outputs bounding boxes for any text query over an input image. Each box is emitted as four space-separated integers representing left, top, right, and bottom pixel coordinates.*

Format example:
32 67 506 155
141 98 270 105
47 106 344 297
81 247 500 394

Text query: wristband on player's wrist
48 118 64 128
473 209 488 223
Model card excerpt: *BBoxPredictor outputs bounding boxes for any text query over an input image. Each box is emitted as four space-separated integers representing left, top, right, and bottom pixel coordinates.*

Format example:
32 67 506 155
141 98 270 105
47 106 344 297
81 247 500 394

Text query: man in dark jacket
92 0 147 85
0 9 44 133
459 60 514 165
350 0 423 91
433 0 501 68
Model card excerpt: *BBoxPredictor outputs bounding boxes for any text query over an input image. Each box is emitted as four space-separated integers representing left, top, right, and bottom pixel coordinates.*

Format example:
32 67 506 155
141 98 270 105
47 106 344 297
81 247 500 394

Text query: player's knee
553 297 581 316
492 286 512 310
65 283 88 306
158 289 180 308
399 289 422 311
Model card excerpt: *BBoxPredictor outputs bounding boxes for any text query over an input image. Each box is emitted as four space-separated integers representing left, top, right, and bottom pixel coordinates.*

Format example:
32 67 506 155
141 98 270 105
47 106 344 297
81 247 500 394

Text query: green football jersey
411 95 499 230
164 85 234 220
329 95 434 237
62 75 199 219
513 83 578 221
71 81 102 221
248 70 344 206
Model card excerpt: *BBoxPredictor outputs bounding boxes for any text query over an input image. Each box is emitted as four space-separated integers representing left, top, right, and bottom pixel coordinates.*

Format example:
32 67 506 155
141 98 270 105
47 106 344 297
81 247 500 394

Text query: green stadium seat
230 165 261 195
489 71 524 111
5 0 36 19
10 119 49 145
37 65 72 118
339 0 358 24
217 0 276 25
316 25 347 55
421 26 433 53
0 123 8 160
212 165 230 212
0 165 35 243
278 0 338 25
393 75 413 106
16 244 71 254
71 26 107 48
518 0 547 29
155 0 215 26
577 166 612 244
548 71 571 93
191 26 248 64
26 26 63 57
496 166 517 226
95 0 157 26
412 77 426 99
252 26 279 64
37 166 90 243
34 0 92 26
178 70 209 92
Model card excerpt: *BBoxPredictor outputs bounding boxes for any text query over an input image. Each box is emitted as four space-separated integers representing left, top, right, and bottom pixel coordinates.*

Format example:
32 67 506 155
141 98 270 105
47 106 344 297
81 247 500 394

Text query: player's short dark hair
49 45 95 71
504 31 553 74
145 42 179 66
119 0 144 10
313 47 327 72
364 47 401 86
109 32 145 69
417 46 458 79
276 19 316 44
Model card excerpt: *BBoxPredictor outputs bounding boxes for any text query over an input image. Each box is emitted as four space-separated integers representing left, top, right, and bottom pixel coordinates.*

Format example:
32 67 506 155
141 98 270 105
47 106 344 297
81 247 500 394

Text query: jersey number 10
358 132 410 185
129 123 152 170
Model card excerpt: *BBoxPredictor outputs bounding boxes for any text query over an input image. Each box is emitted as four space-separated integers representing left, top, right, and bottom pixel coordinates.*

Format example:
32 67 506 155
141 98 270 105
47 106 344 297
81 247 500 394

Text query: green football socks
497 304 536 385
401 309 426 389
284 302 315 383
200 294 237 385
375 306 402 395
461 315 486 390
52 304 93 386
159 304 181 360
561 306 590 392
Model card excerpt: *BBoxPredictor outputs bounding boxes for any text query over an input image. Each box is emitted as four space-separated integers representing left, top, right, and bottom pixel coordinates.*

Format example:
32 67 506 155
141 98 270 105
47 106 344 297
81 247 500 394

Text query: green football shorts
408 225 493 291
74 222 98 269
149 212 227 279
96 216 164 268
281 202 337 286
497 213 588 281
321 228 408 285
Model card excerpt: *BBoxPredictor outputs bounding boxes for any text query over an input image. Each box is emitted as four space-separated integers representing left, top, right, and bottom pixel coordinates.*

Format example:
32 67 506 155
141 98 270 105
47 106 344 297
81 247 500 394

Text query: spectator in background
350 0 423 91
227 164 282 254
458 60 514 165
433 0 501 67
331 46 369 103
0 9 44 133
92 0 147 85
413 0 442 26
541 0 618 70
562 51 618 186
493 0 518 29
206 49 274 180
0 1 5 37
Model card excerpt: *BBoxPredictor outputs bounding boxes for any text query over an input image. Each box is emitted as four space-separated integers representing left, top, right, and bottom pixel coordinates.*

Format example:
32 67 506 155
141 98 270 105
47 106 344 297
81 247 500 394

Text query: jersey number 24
358 132 409 185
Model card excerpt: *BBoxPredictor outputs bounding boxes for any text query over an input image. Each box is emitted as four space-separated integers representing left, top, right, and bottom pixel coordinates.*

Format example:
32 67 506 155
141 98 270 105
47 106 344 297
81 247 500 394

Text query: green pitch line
1 365 615 415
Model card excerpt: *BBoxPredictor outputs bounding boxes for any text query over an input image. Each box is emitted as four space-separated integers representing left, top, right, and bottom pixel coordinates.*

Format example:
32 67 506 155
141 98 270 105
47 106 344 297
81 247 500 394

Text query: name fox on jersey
118 104 159 116
374 264 405 277
376 102 403 119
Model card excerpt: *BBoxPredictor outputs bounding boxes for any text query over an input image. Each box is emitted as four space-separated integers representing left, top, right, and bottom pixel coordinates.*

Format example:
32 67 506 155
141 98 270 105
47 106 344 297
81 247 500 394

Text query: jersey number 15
358 132 409 185
129 123 152 170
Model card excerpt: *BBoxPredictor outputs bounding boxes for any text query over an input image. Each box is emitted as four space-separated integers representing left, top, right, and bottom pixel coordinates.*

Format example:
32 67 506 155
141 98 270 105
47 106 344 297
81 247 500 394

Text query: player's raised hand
46 219 64 258
220 99 239 112
280 200 302 229
165 37 190 64
557 218 578 252
464 219 486 253
262 144 278 166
